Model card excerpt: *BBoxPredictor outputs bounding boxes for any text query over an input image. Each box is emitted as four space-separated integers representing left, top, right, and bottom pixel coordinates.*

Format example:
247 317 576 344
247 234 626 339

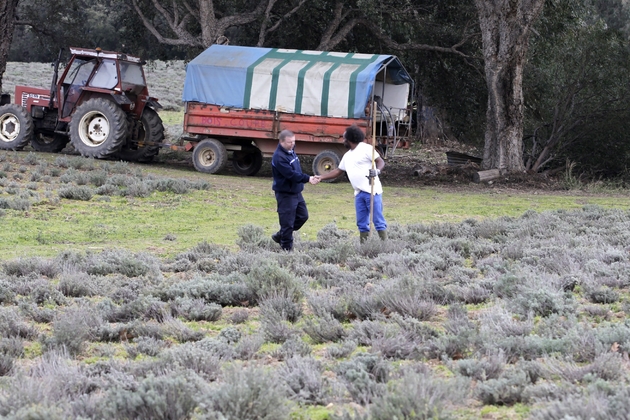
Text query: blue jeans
275 192 308 250
355 191 387 233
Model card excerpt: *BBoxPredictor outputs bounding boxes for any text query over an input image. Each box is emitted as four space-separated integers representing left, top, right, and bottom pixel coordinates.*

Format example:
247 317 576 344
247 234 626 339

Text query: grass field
4 61 630 420
0 148 629 259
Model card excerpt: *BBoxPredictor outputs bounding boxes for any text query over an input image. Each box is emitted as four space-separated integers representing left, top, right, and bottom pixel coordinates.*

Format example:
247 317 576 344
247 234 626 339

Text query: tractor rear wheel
70 98 127 158
0 104 34 150
31 131 69 153
115 107 164 163
192 138 228 174
232 148 263 176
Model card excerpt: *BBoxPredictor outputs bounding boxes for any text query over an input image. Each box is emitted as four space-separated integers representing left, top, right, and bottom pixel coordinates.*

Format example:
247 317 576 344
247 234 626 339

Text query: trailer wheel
31 131 69 153
232 148 263 176
313 150 342 181
193 138 228 174
0 104 34 150
115 108 164 162
70 98 127 158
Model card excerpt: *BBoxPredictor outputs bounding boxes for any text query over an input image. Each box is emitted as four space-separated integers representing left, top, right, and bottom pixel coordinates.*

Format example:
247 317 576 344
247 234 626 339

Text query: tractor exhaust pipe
48 48 64 109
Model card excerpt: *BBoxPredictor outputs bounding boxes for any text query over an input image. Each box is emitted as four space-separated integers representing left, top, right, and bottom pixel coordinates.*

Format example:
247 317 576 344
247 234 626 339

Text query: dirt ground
248 139 566 192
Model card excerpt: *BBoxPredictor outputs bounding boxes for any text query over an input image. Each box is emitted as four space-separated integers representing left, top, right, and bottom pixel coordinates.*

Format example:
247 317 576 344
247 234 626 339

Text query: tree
475 0 545 172
523 0 630 176
129 0 275 48
0 0 20 92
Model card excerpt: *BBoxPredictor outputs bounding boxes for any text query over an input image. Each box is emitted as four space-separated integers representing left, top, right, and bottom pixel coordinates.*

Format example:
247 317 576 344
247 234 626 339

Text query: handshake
309 175 322 185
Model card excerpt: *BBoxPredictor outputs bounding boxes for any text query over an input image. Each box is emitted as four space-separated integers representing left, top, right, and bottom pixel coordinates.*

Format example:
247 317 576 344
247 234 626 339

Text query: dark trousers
275 191 308 251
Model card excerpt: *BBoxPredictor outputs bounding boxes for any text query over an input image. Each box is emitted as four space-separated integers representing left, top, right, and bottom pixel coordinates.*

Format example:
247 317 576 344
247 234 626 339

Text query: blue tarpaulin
182 45 412 119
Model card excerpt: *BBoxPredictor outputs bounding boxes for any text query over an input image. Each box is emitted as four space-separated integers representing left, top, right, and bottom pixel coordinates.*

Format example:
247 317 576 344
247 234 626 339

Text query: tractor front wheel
70 98 127 158
0 104 34 150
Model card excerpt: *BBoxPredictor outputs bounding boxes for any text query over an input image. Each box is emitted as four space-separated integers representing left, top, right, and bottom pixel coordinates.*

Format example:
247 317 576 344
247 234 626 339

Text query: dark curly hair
343 125 365 144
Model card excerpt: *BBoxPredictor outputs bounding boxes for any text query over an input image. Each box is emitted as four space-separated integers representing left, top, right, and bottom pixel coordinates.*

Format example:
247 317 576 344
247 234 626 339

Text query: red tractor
0 47 164 161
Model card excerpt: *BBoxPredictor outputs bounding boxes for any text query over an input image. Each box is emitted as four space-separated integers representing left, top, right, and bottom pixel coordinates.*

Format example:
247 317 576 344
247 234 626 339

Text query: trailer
172 45 414 176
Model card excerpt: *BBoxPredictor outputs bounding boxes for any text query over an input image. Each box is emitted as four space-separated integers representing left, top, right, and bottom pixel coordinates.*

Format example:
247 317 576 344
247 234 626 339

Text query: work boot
359 231 370 244
377 230 388 241
271 232 281 244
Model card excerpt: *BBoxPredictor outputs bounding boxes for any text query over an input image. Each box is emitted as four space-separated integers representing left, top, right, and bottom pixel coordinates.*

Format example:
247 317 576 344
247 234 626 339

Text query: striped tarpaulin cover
182 45 410 119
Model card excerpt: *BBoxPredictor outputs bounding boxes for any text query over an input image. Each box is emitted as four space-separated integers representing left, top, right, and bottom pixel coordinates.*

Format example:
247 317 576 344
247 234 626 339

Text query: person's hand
367 168 380 179
309 176 321 185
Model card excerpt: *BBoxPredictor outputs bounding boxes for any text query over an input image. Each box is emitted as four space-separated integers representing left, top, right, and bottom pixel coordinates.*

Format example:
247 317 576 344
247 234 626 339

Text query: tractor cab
57 48 152 121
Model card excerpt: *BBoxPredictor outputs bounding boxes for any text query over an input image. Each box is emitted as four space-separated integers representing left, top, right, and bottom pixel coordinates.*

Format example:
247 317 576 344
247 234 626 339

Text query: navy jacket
271 143 310 194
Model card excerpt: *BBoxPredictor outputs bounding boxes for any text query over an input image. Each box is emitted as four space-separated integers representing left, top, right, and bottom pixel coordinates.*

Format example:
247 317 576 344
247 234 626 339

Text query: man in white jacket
316 125 387 243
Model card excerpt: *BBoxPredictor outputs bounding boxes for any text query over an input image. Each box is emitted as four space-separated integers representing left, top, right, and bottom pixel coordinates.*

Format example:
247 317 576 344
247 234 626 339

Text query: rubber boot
377 230 388 241
359 231 370 244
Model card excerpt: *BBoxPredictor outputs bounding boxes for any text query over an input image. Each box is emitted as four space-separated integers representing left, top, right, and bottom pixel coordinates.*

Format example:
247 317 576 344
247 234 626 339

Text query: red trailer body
179 45 414 176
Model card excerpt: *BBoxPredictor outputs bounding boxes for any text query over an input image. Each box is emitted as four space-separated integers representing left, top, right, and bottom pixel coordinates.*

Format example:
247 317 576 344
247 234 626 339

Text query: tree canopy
1 0 630 178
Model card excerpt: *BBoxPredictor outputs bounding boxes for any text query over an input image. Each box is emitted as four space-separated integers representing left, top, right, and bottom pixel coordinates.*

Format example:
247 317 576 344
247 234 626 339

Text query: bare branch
359 18 476 58
131 0 199 46
258 0 308 47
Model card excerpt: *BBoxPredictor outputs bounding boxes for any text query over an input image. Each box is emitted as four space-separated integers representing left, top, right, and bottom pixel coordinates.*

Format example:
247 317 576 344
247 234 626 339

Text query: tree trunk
0 0 20 93
475 0 544 172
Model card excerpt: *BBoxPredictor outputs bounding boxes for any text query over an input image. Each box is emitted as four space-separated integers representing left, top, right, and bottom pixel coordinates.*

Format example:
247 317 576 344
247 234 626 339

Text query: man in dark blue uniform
271 129 319 251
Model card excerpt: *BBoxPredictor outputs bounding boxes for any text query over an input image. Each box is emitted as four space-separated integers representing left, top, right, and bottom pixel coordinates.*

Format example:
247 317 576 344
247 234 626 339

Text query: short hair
344 125 364 144
279 129 294 142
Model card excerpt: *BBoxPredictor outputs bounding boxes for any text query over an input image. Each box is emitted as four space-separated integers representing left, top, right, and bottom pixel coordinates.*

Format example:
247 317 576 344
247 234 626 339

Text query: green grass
1 155 630 260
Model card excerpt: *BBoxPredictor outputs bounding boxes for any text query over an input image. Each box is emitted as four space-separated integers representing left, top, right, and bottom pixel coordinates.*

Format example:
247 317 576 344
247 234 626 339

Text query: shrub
455 352 505 381
58 185 94 201
270 336 312 360
0 337 24 357
218 327 242 344
150 178 190 194
346 288 385 321
120 180 152 198
48 306 103 355
306 289 349 322
261 309 298 344
259 292 303 323
336 353 390 404
58 272 97 297
199 365 290 420
125 336 167 358
0 307 38 339
234 334 264 360
0 279 15 303
245 261 303 304
158 272 254 307
348 320 397 347
230 309 249 324
85 249 158 278
476 367 535 405
2 257 59 278
279 356 326 404
95 184 119 196
236 223 276 250
303 314 347 344
370 369 470 420
171 297 222 322
370 332 419 360
99 372 205 419
542 352 624 383
326 340 358 359
159 343 223 381
586 286 620 304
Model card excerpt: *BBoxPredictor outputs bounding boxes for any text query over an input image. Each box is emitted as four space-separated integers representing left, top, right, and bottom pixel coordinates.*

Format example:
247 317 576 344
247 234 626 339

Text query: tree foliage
3 0 630 178
523 0 630 175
